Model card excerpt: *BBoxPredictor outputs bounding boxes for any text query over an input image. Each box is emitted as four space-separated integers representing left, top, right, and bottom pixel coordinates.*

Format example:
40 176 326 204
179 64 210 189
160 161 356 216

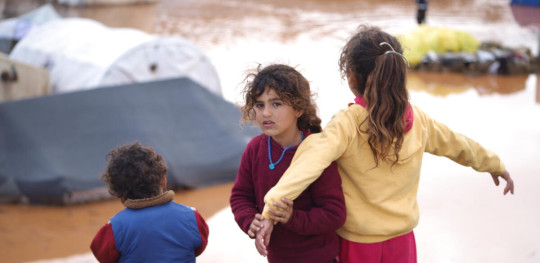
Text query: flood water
2 0 540 262
49 0 539 118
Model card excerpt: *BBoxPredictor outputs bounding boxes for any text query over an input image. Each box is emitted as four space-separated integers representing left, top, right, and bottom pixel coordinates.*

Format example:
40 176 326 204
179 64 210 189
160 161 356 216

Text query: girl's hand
248 213 264 238
491 170 514 195
269 198 293 224
255 219 274 257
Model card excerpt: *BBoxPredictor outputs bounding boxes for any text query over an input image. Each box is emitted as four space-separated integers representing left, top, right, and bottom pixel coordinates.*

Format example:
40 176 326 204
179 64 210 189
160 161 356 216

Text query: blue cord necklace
267 131 305 170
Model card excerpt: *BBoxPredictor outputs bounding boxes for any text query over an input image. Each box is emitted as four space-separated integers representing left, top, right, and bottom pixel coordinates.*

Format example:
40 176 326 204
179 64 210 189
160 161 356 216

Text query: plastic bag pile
399 26 480 68
398 26 533 75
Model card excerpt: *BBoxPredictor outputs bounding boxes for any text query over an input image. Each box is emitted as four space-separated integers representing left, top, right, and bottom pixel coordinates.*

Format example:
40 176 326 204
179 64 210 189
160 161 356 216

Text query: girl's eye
272 102 281 107
255 103 264 109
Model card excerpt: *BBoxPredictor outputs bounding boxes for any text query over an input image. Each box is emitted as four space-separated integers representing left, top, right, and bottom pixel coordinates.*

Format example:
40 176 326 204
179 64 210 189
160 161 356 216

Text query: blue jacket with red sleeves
90 190 208 263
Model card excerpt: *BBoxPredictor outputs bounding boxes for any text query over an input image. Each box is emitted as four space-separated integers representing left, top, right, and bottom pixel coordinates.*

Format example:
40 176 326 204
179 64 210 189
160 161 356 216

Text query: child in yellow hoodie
257 25 514 263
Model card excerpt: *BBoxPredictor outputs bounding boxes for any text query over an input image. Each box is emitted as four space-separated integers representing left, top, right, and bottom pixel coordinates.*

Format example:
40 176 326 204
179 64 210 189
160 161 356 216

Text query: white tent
9 17 222 96
0 4 61 53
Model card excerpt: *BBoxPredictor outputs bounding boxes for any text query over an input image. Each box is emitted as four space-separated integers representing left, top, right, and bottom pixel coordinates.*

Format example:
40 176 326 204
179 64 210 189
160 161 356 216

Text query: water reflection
53 3 157 33
43 0 540 111
38 0 537 56
408 72 529 96
5 0 538 107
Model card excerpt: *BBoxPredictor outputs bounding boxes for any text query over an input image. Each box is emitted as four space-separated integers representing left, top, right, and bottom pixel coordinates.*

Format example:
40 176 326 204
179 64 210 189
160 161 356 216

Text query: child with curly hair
90 142 209 263
230 64 346 262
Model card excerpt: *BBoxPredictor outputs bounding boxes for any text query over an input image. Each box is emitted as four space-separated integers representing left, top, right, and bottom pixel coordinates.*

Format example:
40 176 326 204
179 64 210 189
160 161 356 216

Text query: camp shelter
0 77 258 204
0 53 51 102
8 17 222 96
0 4 61 54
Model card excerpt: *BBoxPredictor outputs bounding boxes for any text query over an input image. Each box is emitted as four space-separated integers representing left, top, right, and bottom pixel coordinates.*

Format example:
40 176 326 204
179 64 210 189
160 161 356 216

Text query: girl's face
254 88 302 146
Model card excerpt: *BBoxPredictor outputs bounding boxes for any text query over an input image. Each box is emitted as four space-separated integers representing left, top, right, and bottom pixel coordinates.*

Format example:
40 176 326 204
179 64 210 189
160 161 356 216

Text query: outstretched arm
419 107 514 195
262 109 356 219
420 107 511 177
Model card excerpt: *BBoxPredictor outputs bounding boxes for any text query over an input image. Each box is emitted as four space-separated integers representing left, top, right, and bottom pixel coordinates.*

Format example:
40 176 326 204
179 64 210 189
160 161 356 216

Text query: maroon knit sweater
230 132 346 263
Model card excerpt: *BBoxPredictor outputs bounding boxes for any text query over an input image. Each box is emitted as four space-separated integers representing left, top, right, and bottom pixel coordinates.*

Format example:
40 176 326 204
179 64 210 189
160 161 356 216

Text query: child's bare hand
269 198 293 224
248 213 264 238
491 170 514 195
255 219 273 257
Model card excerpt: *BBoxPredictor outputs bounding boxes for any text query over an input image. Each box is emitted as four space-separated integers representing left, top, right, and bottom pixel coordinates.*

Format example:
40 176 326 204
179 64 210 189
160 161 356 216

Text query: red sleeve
90 223 120 263
282 162 346 235
229 142 259 234
194 210 209 256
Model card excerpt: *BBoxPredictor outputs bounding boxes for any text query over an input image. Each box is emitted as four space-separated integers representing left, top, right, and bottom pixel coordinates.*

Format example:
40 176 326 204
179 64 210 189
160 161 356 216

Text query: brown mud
0 183 233 263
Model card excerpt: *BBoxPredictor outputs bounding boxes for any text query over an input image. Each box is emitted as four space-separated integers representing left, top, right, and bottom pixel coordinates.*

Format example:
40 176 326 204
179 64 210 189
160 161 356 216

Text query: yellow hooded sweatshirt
263 104 506 243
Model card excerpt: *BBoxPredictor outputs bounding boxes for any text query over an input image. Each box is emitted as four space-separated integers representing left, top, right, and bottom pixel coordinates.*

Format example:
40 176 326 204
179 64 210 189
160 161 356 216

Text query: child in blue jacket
91 142 209 263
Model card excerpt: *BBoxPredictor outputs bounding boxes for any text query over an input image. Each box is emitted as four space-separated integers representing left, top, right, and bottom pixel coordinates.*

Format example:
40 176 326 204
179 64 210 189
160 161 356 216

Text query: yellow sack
398 26 480 67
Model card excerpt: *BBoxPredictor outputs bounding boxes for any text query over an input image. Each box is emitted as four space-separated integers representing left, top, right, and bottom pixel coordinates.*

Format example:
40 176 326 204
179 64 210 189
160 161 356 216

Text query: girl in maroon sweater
230 64 346 263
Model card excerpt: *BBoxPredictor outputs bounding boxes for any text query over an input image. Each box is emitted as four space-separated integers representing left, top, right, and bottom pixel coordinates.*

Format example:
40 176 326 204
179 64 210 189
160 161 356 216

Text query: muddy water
1 0 540 262
51 0 539 115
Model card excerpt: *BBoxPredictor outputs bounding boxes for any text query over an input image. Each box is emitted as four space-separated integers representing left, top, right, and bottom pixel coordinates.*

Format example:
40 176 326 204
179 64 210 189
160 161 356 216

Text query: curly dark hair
241 64 322 133
339 25 410 167
101 142 168 200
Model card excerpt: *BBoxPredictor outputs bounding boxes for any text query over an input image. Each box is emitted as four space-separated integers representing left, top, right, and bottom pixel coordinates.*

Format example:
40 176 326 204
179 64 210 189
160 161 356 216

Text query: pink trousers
340 231 417 263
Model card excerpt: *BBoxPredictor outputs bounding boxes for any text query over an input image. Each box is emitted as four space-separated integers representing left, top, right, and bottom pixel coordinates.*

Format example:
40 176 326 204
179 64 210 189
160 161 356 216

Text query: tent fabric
8 17 222 96
0 77 258 204
0 4 61 40
99 37 222 97
0 53 51 102
0 4 61 54
9 18 152 92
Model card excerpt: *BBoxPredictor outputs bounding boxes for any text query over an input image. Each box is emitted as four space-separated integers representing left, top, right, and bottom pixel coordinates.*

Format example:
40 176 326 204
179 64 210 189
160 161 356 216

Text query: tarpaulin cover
0 77 258 204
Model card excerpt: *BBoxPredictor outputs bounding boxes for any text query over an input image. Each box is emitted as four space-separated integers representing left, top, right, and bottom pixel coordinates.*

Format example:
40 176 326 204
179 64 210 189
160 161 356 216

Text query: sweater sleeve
194 210 209 256
420 108 506 174
229 143 259 235
90 223 120 263
281 162 346 235
262 108 357 219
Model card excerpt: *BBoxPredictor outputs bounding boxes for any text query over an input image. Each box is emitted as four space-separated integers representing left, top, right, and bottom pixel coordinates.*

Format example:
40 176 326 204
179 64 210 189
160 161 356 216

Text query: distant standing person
416 0 428 24
90 142 209 263
259 25 514 263
230 64 346 262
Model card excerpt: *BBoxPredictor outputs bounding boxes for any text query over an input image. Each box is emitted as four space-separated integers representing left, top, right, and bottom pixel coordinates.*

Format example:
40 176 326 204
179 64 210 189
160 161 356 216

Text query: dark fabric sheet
0 77 258 204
